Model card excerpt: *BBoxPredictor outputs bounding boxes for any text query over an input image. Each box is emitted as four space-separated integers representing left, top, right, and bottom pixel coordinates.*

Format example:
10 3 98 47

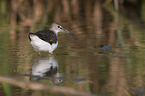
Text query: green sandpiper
29 23 73 55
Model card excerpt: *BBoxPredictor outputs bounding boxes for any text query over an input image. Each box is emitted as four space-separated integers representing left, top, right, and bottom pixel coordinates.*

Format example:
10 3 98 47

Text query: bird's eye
57 25 62 29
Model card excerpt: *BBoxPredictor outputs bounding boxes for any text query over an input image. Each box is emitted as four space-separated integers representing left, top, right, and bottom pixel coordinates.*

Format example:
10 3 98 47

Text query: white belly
30 35 58 54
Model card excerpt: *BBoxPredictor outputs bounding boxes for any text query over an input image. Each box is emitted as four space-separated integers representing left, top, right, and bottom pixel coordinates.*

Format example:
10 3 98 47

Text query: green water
0 19 145 96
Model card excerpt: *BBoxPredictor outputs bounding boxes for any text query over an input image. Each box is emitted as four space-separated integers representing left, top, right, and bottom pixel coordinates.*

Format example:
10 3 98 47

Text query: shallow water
0 20 145 96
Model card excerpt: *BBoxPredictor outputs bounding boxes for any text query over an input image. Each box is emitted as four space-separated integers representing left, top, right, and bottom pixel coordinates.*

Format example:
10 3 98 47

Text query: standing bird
28 23 73 55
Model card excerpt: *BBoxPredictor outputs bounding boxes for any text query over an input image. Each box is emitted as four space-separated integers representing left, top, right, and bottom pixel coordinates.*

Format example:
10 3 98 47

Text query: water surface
0 20 145 96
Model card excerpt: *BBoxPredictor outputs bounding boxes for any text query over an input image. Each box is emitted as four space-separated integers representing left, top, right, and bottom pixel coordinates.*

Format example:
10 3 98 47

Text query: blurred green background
0 0 145 96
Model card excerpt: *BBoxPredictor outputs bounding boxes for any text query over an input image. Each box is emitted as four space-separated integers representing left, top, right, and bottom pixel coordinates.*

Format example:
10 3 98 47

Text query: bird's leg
48 52 53 56
38 52 40 56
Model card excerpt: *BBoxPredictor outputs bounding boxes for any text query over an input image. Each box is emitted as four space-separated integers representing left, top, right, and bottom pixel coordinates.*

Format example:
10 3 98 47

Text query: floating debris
75 78 84 82
134 88 145 95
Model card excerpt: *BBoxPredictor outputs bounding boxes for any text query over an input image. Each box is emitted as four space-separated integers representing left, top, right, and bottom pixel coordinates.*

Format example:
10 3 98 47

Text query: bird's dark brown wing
35 30 57 45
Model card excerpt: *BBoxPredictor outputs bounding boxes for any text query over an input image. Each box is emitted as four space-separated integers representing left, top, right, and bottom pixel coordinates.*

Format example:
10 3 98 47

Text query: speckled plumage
29 30 57 45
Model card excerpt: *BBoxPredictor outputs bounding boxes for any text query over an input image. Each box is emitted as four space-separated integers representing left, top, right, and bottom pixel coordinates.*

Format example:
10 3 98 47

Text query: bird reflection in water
29 56 63 84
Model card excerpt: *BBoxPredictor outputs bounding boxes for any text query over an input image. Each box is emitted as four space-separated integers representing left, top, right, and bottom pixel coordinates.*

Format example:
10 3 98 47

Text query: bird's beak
62 28 74 36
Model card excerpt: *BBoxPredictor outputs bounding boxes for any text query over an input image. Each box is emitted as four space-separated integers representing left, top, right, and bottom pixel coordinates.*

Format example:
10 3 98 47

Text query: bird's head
49 22 74 36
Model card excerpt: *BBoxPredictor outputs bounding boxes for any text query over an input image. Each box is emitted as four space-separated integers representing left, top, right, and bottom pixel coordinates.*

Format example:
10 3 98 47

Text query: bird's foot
38 52 41 56
48 52 53 56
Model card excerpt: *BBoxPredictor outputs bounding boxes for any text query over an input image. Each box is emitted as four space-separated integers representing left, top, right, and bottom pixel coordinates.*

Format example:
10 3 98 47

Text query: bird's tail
28 33 35 41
